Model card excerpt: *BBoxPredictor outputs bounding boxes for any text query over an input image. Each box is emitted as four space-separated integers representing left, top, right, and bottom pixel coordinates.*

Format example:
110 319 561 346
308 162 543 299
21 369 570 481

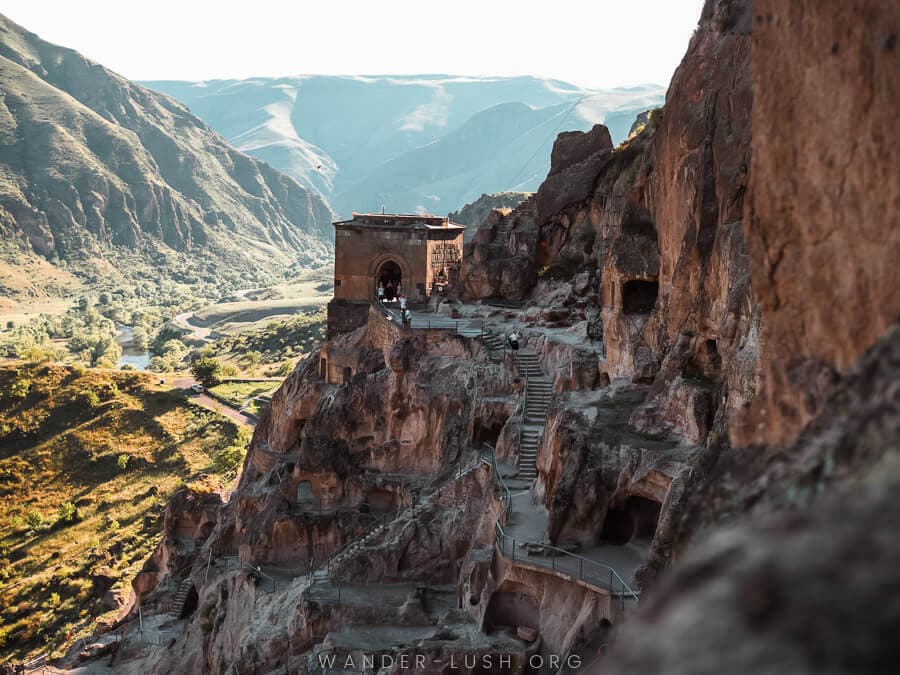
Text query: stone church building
326 213 465 337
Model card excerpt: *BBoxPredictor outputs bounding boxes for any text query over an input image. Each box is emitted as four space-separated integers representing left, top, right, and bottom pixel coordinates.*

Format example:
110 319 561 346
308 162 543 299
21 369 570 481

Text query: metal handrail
517 358 529 458
324 455 486 577
374 295 484 338
485 444 639 607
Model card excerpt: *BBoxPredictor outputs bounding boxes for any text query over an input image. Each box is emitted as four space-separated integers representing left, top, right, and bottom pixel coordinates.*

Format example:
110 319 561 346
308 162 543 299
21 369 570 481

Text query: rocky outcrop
449 192 532 242
459 197 539 300
0 14 333 290
733 0 900 448
132 488 223 598
535 124 613 227
536 387 688 547
604 467 900 675
604 323 900 673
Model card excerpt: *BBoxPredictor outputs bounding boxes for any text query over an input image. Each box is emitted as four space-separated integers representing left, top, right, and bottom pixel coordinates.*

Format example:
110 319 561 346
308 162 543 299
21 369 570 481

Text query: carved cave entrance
599 496 662 545
485 581 539 635
622 280 659 315
377 260 403 301
473 419 505 449
363 487 400 514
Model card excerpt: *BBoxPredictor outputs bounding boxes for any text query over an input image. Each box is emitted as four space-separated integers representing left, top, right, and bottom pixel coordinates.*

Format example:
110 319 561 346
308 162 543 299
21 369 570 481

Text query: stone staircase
515 351 551 480
488 215 516 253
478 330 552 479
168 578 194 618
483 298 524 310
481 329 506 358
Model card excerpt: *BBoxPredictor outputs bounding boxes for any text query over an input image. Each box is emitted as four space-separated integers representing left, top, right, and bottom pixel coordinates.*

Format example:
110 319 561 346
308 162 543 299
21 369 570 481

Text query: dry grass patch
0 363 244 661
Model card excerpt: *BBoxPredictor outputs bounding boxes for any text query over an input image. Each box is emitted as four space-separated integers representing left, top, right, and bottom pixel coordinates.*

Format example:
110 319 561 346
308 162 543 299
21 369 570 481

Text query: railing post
579 557 583 580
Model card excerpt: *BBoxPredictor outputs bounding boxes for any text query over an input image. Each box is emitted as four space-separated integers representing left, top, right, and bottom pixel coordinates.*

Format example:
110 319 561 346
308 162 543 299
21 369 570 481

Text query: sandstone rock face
449 191 532 242
602 0 755 449
734 0 900 448
459 198 539 300
605 465 900 675
536 387 687 548
132 488 223 598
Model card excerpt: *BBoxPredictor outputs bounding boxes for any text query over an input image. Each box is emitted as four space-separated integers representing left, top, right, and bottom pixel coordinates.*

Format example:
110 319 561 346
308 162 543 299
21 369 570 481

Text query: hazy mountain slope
145 75 664 217
0 15 333 298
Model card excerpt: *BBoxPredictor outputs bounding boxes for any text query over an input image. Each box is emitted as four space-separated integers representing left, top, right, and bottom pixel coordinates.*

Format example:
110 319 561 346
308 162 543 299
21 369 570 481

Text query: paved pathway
172 376 257 428
499 489 647 593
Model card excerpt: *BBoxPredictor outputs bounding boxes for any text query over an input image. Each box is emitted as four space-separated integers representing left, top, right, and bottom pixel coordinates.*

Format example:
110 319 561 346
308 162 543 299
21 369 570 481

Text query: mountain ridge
144 75 664 217
0 14 334 300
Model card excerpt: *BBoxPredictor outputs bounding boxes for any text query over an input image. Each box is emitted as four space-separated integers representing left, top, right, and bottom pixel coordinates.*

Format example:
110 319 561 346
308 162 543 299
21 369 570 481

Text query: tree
77 296 90 312
5 321 12 331
191 355 223 386
131 327 150 352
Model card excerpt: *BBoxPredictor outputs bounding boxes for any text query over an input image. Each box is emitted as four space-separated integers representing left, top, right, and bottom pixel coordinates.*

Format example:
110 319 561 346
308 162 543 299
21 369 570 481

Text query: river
116 325 152 370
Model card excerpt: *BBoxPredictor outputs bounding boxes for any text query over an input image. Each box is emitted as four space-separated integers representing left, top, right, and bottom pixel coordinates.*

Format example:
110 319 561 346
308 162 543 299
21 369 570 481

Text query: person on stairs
399 294 407 311
507 331 520 351
377 281 385 302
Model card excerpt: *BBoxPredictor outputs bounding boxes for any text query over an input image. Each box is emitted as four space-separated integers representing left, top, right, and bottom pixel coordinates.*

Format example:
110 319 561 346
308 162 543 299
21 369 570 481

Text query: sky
1 0 705 89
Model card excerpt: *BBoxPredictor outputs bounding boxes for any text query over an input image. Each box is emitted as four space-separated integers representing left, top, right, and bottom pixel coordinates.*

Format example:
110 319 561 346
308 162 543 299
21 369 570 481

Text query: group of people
377 280 402 302
377 281 412 325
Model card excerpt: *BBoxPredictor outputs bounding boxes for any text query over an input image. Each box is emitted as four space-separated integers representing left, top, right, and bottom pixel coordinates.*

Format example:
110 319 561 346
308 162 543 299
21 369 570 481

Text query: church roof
334 213 465 231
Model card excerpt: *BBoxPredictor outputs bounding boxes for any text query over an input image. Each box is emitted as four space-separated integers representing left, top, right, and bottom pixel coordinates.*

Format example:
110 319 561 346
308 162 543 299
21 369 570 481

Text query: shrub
27 509 44 530
117 454 130 471
8 376 30 399
57 502 77 523
213 427 251 476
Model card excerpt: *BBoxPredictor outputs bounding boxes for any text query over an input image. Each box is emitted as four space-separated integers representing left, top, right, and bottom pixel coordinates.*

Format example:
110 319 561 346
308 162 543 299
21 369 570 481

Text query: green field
208 381 277 409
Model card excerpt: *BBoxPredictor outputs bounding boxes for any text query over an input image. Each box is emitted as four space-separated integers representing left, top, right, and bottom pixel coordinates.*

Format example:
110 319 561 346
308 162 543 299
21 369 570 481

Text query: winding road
172 376 258 428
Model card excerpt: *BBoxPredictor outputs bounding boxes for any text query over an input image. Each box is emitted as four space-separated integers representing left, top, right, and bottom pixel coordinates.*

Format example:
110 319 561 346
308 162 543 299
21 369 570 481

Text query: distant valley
145 76 664 217
0 14 333 310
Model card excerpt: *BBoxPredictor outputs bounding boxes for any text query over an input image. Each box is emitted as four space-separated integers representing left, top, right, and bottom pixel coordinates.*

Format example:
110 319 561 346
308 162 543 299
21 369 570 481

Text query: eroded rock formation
99 0 900 672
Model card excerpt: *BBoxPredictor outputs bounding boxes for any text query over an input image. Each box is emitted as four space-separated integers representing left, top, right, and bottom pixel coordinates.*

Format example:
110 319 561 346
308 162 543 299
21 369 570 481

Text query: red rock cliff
735 0 900 448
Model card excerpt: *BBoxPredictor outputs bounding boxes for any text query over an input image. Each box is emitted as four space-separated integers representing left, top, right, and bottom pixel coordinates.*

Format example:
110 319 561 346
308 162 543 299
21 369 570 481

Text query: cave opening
364 487 399 514
485 583 540 635
685 338 722 380
622 279 659 315
297 480 314 503
473 419 505 449
600 496 663 544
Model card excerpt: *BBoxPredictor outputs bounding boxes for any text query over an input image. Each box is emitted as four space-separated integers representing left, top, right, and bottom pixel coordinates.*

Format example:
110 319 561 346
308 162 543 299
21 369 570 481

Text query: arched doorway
376 260 403 301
